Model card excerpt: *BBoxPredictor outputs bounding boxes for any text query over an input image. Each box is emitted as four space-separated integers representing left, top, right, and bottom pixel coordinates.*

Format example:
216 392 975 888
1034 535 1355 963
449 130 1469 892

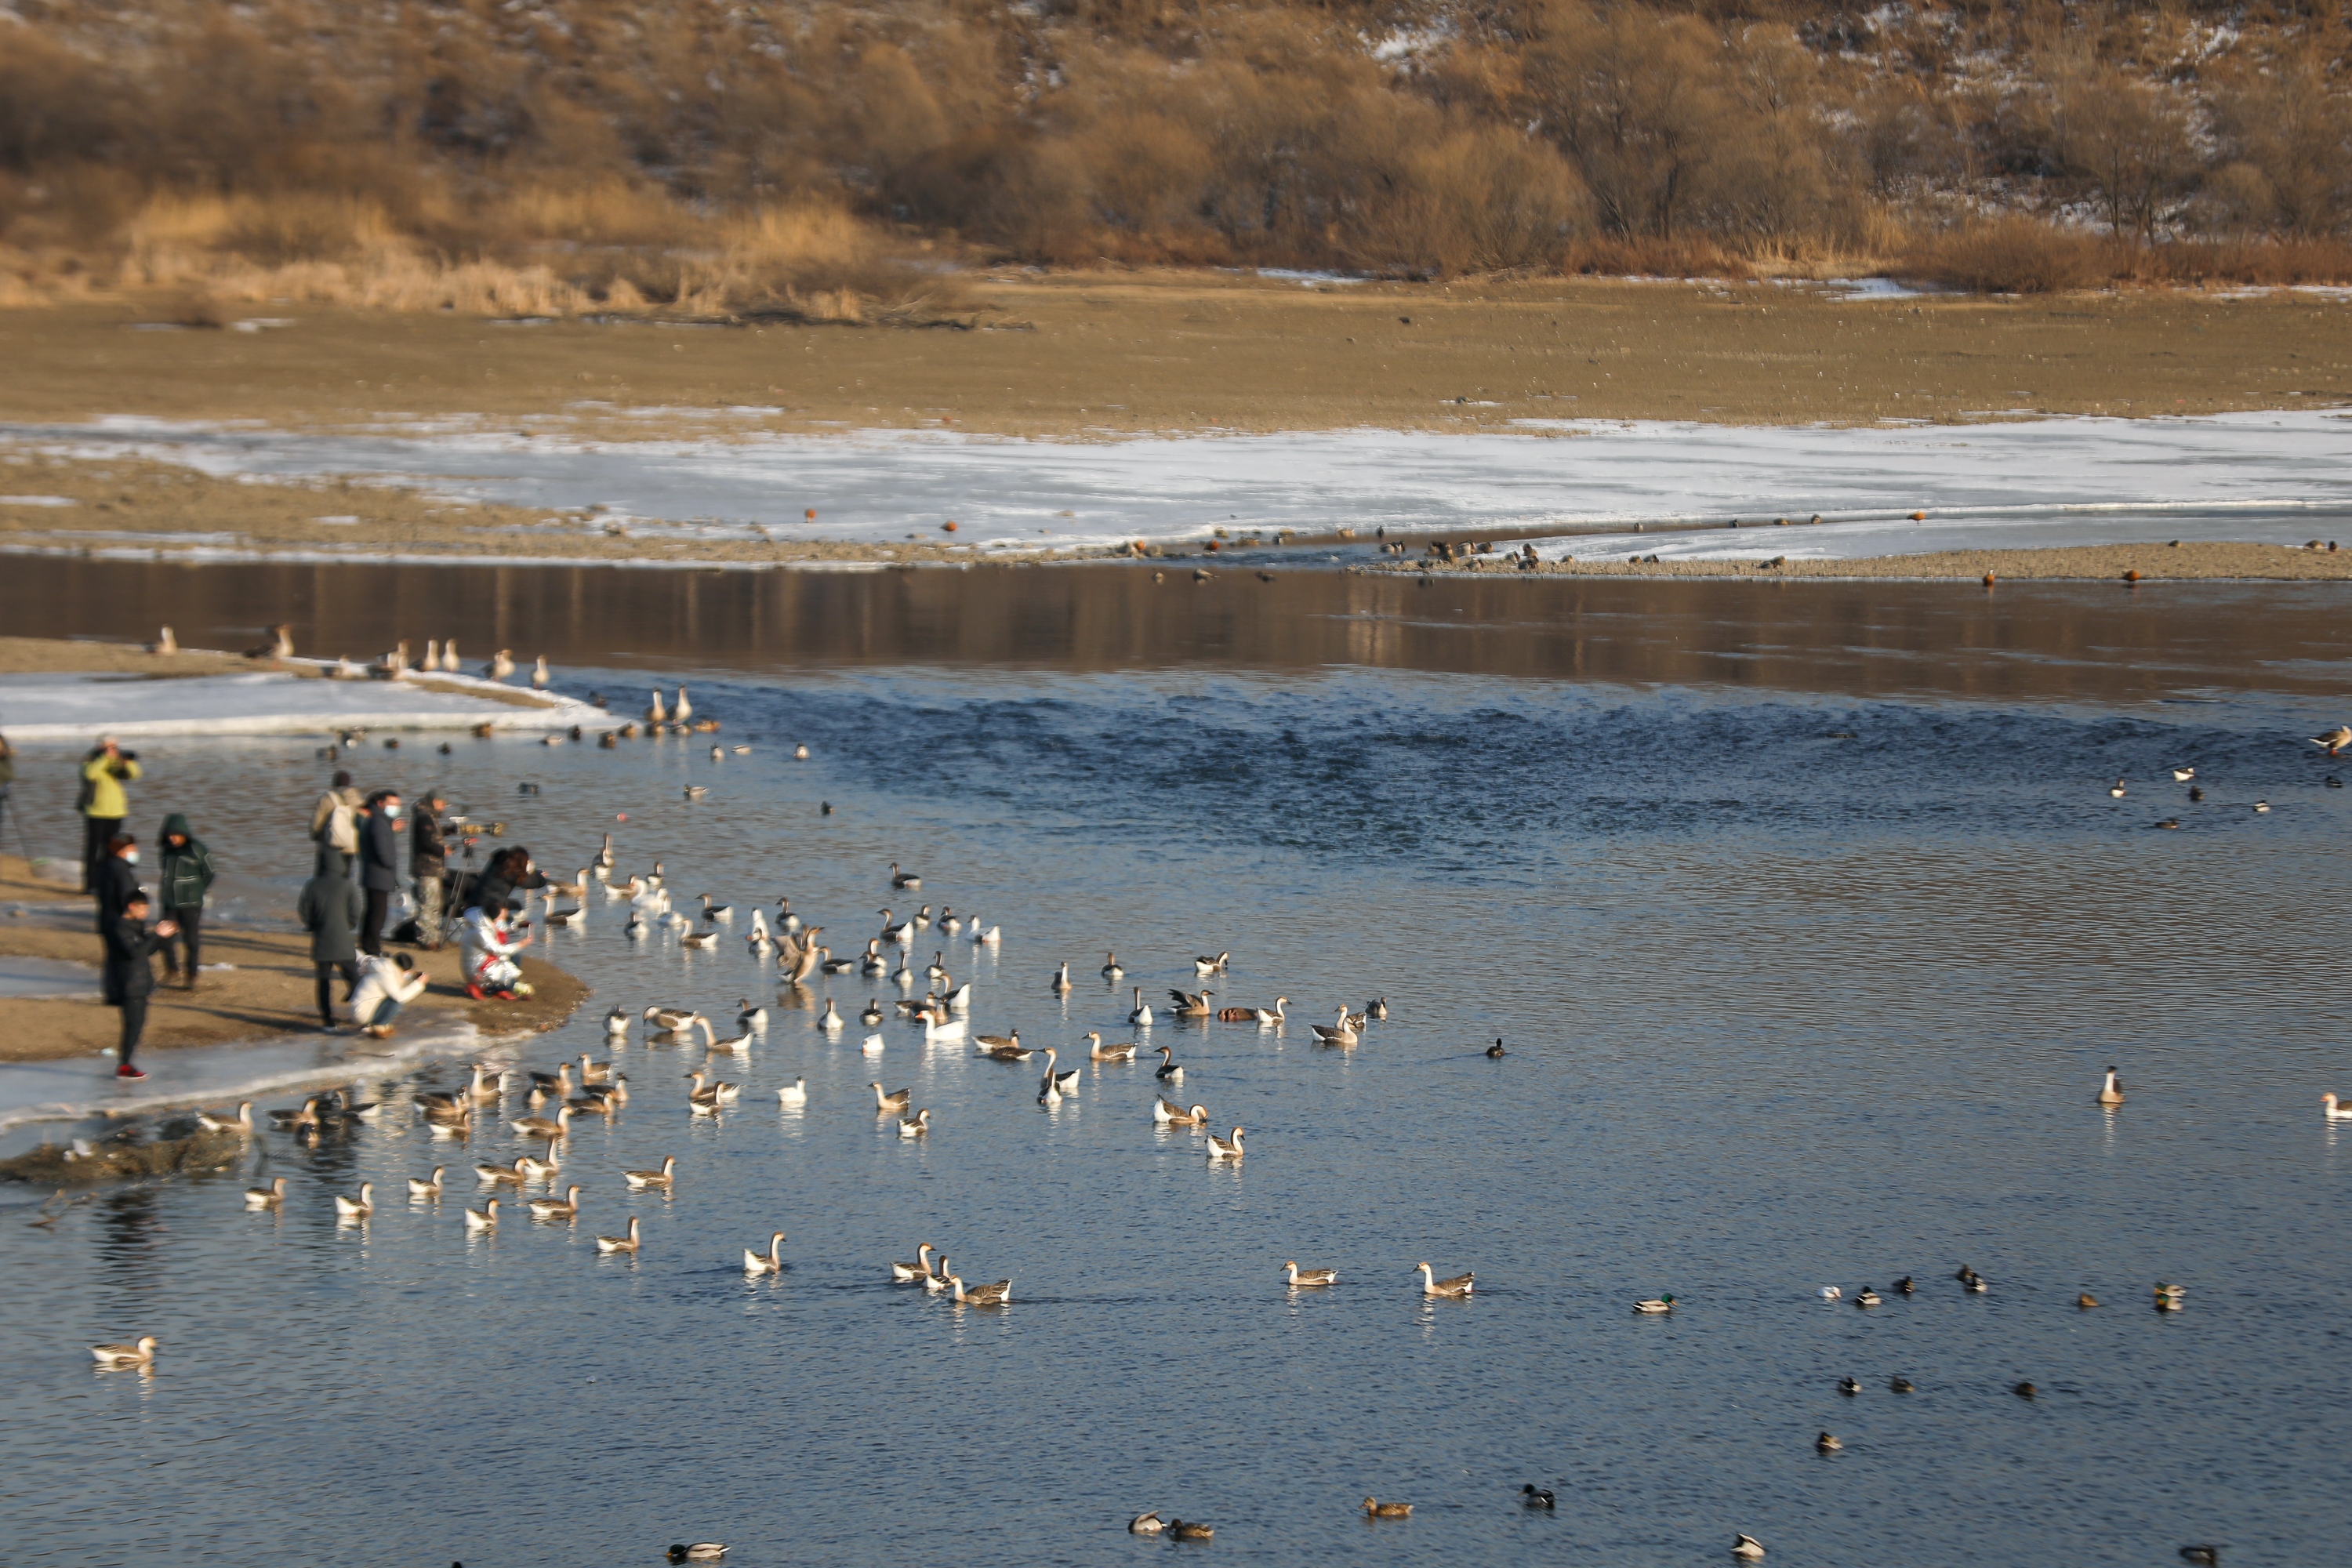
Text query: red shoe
494 990 518 1001
116 1065 146 1080
465 982 486 1000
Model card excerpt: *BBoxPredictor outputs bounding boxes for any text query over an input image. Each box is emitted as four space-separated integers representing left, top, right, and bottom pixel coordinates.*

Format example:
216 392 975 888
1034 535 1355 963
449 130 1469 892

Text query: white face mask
387 804 404 819
122 849 140 865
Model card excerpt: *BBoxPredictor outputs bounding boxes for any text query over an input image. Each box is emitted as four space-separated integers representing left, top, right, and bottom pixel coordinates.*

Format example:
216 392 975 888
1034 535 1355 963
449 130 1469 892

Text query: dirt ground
1396 538 2352 581
0 852 585 1063
3 274 2347 436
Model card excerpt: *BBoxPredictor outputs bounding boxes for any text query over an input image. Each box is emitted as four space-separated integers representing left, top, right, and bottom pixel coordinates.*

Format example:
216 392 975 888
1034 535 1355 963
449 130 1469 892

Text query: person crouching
459 899 534 1000
103 890 176 1080
348 951 428 1038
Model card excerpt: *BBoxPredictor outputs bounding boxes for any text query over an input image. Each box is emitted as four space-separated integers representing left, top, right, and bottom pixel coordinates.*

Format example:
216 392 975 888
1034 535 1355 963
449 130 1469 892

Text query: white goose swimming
1153 1097 1208 1125
595 1215 641 1254
2097 1066 2125 1105
1310 1007 1360 1047
1039 1047 1081 1095
244 1177 288 1210
333 1183 375 1218
1414 1261 1474 1298
743 1231 787 1276
1087 1031 1138 1062
90 1335 159 1367
897 1108 932 1138
775 1077 808 1107
463 1197 500 1231
509 1105 573 1141
1128 988 1153 1026
604 1007 631 1035
1154 1045 1184 1083
948 1274 1011 1306
818 999 846 1032
2322 1092 2352 1120
526 1185 583 1220
1206 1126 1246 1160
407 1167 445 1200
872 1083 912 1113
624 1156 677 1189
923 1010 968 1043
1280 1261 1337 1287
892 1243 938 1283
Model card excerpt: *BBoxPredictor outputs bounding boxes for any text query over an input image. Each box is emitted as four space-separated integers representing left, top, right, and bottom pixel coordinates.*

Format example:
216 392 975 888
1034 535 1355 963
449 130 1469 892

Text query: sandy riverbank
0 853 585 1064
1387 539 2352 581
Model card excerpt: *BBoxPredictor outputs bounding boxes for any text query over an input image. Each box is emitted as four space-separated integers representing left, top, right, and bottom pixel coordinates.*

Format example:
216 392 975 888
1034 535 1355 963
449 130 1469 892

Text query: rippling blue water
5 665 2350 1566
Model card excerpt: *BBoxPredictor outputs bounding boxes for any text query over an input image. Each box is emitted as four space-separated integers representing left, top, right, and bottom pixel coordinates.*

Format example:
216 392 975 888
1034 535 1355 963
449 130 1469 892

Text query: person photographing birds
103 889 174 1080
78 737 140 893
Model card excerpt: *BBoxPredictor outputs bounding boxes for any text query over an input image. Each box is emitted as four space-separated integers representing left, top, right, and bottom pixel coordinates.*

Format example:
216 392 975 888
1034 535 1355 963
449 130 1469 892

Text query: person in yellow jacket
79 737 141 893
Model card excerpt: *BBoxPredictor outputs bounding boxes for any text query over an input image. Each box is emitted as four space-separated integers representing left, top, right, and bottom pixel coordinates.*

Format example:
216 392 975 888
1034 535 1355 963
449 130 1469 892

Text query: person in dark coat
410 791 451 950
357 789 403 957
472 846 546 915
103 890 175 1080
296 845 365 1029
91 833 143 936
156 811 216 987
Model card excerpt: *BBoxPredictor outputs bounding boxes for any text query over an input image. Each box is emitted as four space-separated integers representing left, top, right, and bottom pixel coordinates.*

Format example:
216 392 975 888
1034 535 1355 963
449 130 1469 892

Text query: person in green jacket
156 812 216 989
79 737 142 893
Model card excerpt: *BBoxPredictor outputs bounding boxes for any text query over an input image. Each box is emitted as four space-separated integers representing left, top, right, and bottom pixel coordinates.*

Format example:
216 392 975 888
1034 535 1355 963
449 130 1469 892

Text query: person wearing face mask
91 833 145 937
358 789 404 957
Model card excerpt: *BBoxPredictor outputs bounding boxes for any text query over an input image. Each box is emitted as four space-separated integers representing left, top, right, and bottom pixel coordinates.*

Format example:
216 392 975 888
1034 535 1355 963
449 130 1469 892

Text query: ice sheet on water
0 670 598 740
1 408 2347 560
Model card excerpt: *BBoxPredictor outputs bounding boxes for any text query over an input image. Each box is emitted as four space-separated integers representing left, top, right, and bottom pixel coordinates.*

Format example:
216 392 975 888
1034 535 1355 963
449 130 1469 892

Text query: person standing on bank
104 889 174 1081
0 731 15 851
92 833 143 935
79 737 141 892
411 791 450 950
296 845 365 1030
358 789 403 957
155 813 215 989
310 769 361 864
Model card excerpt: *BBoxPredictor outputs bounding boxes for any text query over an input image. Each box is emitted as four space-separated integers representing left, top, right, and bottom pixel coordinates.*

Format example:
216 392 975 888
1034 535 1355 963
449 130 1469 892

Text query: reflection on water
2 574 2350 1566
4 554 2352 702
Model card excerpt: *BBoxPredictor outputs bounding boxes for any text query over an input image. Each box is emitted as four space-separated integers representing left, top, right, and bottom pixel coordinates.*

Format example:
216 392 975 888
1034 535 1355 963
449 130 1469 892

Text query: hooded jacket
296 847 365 963
156 814 216 911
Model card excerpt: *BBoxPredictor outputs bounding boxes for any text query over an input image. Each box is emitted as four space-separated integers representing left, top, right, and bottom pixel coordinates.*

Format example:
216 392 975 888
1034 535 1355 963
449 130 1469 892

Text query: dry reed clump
1902 219 2112 295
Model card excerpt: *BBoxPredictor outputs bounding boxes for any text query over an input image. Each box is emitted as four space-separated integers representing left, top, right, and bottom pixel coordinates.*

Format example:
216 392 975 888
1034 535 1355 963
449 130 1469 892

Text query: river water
2 558 2349 1566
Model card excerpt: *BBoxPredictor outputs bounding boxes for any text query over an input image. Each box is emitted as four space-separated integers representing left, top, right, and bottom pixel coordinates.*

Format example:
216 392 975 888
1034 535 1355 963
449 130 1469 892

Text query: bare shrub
1906 219 2108 293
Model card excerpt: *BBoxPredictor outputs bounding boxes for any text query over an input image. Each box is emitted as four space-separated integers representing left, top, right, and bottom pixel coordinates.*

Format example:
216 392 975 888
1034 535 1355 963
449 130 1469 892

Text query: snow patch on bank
0 670 601 741
2 408 2348 562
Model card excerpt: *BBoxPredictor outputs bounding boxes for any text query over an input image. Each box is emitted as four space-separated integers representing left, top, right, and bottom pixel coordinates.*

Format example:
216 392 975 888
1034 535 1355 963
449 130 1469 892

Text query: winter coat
473 866 546 914
102 911 163 1004
92 853 143 936
79 753 140 818
296 848 365 964
360 809 401 892
411 811 450 876
156 814 216 911
310 786 361 857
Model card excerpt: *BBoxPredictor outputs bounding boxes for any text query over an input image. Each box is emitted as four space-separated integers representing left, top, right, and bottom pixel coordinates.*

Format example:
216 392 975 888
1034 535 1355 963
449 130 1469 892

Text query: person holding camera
79 737 141 893
411 790 451 949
